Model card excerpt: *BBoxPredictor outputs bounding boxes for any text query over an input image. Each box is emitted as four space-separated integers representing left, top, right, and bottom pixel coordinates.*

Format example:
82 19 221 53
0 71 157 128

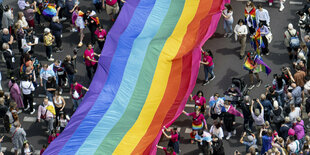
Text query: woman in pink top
8 77 24 110
200 49 215 85
84 43 100 80
94 25 107 51
189 90 206 113
183 108 208 143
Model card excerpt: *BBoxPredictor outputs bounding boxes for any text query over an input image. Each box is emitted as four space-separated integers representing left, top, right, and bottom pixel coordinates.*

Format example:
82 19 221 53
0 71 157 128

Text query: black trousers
261 36 269 55
23 94 33 112
86 64 98 80
55 35 62 48
97 40 105 51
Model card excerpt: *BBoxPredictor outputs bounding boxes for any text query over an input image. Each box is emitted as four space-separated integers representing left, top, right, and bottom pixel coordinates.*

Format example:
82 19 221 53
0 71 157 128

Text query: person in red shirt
189 90 207 113
183 108 208 143
200 49 215 85
162 126 180 154
70 80 88 111
83 43 100 80
48 129 59 144
94 25 107 51
40 144 47 155
156 145 176 155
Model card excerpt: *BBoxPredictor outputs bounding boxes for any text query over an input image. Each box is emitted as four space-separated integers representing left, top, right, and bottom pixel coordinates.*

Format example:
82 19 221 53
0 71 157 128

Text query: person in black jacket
2 43 15 78
85 10 99 45
240 96 254 131
63 55 76 87
212 136 225 155
50 16 63 52
0 98 8 118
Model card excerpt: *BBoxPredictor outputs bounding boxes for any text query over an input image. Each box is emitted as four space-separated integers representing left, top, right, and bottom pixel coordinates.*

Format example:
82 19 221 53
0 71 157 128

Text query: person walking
84 43 100 80
162 126 180 154
85 10 99 46
2 43 15 78
2 5 14 31
298 11 309 43
95 25 107 51
43 28 55 61
189 90 207 113
256 4 270 27
234 19 248 59
37 97 55 135
244 1 256 35
200 49 215 85
50 16 63 52
284 23 299 60
257 22 270 55
53 90 66 129
76 10 85 47
9 77 24 112
63 55 76 87
70 80 88 112
244 52 262 89
23 1 36 28
20 76 35 114
222 3 233 38
10 121 26 155
103 0 122 22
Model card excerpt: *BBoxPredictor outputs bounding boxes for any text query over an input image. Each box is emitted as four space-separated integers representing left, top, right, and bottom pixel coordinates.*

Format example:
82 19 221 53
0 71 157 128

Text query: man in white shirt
256 4 270 27
234 19 248 59
20 76 35 114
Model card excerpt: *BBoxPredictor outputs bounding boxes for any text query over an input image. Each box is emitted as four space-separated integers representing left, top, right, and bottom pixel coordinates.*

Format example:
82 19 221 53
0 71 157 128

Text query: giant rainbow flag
44 0 226 154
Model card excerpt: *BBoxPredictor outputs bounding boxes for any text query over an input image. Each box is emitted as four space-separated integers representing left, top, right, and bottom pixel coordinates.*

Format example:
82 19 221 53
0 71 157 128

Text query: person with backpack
270 101 284 132
20 75 35 114
284 23 299 60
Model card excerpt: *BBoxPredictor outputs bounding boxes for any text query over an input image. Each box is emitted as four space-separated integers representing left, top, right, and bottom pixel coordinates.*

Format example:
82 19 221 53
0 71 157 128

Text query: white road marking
185 104 195 108
23 116 37 122
184 128 192 134
289 1 303 5
34 150 41 155
38 94 70 99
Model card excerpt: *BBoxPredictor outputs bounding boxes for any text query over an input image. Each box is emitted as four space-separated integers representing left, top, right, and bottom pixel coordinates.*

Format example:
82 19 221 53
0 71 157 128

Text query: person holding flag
244 51 272 90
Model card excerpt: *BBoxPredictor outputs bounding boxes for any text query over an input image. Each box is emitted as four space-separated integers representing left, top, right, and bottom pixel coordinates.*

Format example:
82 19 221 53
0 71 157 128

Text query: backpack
288 30 300 49
272 107 284 123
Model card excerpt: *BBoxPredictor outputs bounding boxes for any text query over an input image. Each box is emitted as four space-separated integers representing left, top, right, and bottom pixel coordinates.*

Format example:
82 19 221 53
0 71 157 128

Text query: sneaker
226 133 231 140
223 33 228 37
266 52 270 55
56 49 63 53
48 57 55 62
24 106 30 111
227 33 233 38
33 102 36 106
64 78 68 87
70 28 78 32
30 109 36 115
256 80 262 87
202 80 209 86
279 6 284 12
209 76 215 81
60 17 67 21
233 129 236 135
269 2 272 6
78 42 83 47
248 85 255 90
59 89 63 95
17 110 22 114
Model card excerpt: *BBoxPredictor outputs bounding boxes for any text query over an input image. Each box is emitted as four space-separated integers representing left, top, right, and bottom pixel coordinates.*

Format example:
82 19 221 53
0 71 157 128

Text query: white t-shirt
289 107 301 123
210 125 224 139
223 9 233 21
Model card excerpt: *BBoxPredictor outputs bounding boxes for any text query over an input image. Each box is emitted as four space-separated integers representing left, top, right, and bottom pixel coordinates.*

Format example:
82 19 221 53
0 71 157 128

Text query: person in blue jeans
222 3 234 38
200 49 215 85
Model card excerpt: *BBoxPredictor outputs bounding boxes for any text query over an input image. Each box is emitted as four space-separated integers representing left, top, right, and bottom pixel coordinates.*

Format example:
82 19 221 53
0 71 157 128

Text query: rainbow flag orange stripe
44 0 227 154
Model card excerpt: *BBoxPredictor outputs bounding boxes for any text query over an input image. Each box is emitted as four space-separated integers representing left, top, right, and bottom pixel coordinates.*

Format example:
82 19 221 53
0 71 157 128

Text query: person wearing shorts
103 0 122 21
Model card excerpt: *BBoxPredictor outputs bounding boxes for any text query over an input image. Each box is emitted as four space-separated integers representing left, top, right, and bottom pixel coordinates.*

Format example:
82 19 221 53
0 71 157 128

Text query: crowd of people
157 1 310 155
0 0 126 154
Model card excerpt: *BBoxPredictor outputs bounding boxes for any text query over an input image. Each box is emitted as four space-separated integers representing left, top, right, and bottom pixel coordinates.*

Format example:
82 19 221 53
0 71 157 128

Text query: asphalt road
0 0 306 154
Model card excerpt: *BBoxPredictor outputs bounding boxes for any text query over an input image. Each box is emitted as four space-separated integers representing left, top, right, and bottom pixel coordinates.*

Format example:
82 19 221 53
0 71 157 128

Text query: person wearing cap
240 132 257 153
270 101 284 132
250 98 264 145
284 23 299 60
43 28 55 61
